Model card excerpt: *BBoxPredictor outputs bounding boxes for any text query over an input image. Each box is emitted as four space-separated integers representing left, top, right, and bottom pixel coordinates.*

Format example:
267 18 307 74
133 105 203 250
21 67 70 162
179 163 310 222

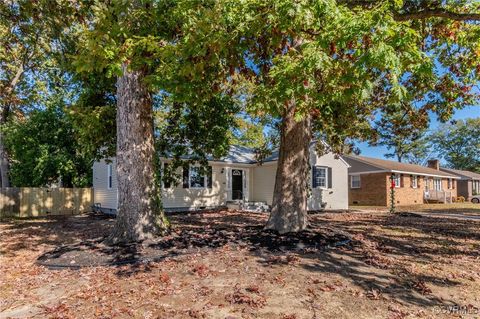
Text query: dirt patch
36 225 351 268
1 210 480 318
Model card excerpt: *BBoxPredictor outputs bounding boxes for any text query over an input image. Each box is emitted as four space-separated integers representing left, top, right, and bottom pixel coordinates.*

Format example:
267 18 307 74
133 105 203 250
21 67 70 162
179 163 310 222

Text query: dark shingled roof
344 155 459 178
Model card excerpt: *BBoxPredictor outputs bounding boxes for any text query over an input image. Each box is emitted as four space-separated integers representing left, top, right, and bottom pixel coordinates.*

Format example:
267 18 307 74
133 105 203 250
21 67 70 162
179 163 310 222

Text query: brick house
439 167 480 201
344 156 459 206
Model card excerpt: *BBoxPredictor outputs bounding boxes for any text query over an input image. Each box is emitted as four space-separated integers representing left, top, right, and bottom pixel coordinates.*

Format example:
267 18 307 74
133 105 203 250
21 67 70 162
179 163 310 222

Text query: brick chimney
427 159 440 170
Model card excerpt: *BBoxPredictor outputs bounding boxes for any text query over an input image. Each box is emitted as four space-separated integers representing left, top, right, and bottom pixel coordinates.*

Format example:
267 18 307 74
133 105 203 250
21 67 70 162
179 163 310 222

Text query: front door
232 169 243 200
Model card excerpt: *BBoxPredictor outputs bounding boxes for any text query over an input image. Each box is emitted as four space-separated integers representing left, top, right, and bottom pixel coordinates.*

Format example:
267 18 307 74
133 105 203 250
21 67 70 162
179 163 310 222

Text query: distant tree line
370 116 480 173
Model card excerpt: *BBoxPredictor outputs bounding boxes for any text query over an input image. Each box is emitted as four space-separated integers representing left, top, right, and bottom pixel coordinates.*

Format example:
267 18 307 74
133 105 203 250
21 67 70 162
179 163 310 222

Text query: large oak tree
76 1 237 242
75 0 479 240
160 0 480 233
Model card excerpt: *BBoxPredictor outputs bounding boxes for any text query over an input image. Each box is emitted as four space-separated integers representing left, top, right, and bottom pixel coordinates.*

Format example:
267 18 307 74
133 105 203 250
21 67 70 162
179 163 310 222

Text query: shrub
456 196 465 203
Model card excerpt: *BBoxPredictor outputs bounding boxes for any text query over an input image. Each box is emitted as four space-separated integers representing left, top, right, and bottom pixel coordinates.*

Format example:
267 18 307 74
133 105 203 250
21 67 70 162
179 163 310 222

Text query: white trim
313 166 328 189
351 175 361 189
230 168 246 200
391 170 459 179
161 162 168 189
226 167 231 190
424 176 430 191
159 144 350 168
244 168 249 201
433 178 442 191
349 169 459 179
411 175 418 188
160 158 256 168
337 156 351 168
316 140 351 169
188 166 208 189
349 170 390 176
392 174 401 188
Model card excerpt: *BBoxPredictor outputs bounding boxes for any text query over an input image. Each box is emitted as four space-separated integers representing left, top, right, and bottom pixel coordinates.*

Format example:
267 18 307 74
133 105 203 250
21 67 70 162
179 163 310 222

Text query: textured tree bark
0 107 11 187
107 63 169 244
265 101 312 234
0 65 24 188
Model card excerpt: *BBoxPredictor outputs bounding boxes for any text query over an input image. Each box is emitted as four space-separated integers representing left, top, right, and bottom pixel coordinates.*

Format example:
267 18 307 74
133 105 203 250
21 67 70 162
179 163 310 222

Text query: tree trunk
265 101 312 233
0 107 11 187
0 65 24 188
107 63 169 244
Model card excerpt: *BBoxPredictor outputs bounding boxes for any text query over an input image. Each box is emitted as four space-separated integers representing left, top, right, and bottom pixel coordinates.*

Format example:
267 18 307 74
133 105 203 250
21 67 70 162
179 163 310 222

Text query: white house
92 143 350 213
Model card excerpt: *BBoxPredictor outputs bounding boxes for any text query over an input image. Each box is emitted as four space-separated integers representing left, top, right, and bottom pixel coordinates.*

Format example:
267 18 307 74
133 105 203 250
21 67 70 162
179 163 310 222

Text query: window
433 178 442 191
107 164 113 189
189 166 205 188
411 175 418 188
392 174 401 188
424 177 430 190
184 166 212 189
474 180 480 195
314 167 327 188
351 175 361 188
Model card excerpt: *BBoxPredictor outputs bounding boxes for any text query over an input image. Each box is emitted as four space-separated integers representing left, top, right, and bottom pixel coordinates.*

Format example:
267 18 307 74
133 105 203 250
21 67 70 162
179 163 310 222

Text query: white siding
162 164 227 208
250 147 349 210
251 164 276 204
93 160 229 210
308 151 349 210
92 144 349 211
93 158 118 209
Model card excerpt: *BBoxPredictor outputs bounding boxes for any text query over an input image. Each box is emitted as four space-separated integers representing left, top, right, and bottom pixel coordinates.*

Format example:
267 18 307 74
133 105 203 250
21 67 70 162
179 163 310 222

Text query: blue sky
357 104 480 159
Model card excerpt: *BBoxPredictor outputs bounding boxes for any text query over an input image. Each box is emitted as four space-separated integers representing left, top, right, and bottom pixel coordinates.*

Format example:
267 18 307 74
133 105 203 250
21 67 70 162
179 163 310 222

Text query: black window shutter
163 163 171 188
207 166 212 188
328 167 333 188
312 166 317 188
182 165 189 188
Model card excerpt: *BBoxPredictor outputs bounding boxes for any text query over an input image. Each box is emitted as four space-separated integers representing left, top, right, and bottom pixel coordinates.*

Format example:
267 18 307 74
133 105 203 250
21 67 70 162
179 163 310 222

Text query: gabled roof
439 167 480 180
261 140 350 168
168 142 349 166
344 155 459 179
216 145 257 164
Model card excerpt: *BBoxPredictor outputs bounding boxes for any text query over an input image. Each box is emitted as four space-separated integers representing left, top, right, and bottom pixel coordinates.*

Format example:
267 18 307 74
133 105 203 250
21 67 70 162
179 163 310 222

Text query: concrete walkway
419 212 480 221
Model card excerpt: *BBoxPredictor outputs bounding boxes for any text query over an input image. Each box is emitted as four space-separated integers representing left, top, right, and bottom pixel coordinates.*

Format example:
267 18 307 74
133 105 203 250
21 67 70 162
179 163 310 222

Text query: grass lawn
1 210 480 318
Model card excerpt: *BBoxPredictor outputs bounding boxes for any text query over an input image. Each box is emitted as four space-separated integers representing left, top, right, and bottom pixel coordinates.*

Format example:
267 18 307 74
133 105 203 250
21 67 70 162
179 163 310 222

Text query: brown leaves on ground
1 209 480 318
366 288 382 300
192 264 210 277
266 254 300 265
411 279 433 295
225 284 267 308
387 305 409 319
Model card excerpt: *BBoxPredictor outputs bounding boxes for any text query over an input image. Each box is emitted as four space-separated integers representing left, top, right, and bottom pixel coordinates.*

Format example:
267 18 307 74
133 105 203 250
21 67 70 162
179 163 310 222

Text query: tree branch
339 0 480 21
394 9 480 21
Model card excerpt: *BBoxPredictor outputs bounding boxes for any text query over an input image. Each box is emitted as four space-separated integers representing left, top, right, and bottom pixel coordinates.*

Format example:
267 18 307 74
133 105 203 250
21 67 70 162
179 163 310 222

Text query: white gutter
349 169 460 179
